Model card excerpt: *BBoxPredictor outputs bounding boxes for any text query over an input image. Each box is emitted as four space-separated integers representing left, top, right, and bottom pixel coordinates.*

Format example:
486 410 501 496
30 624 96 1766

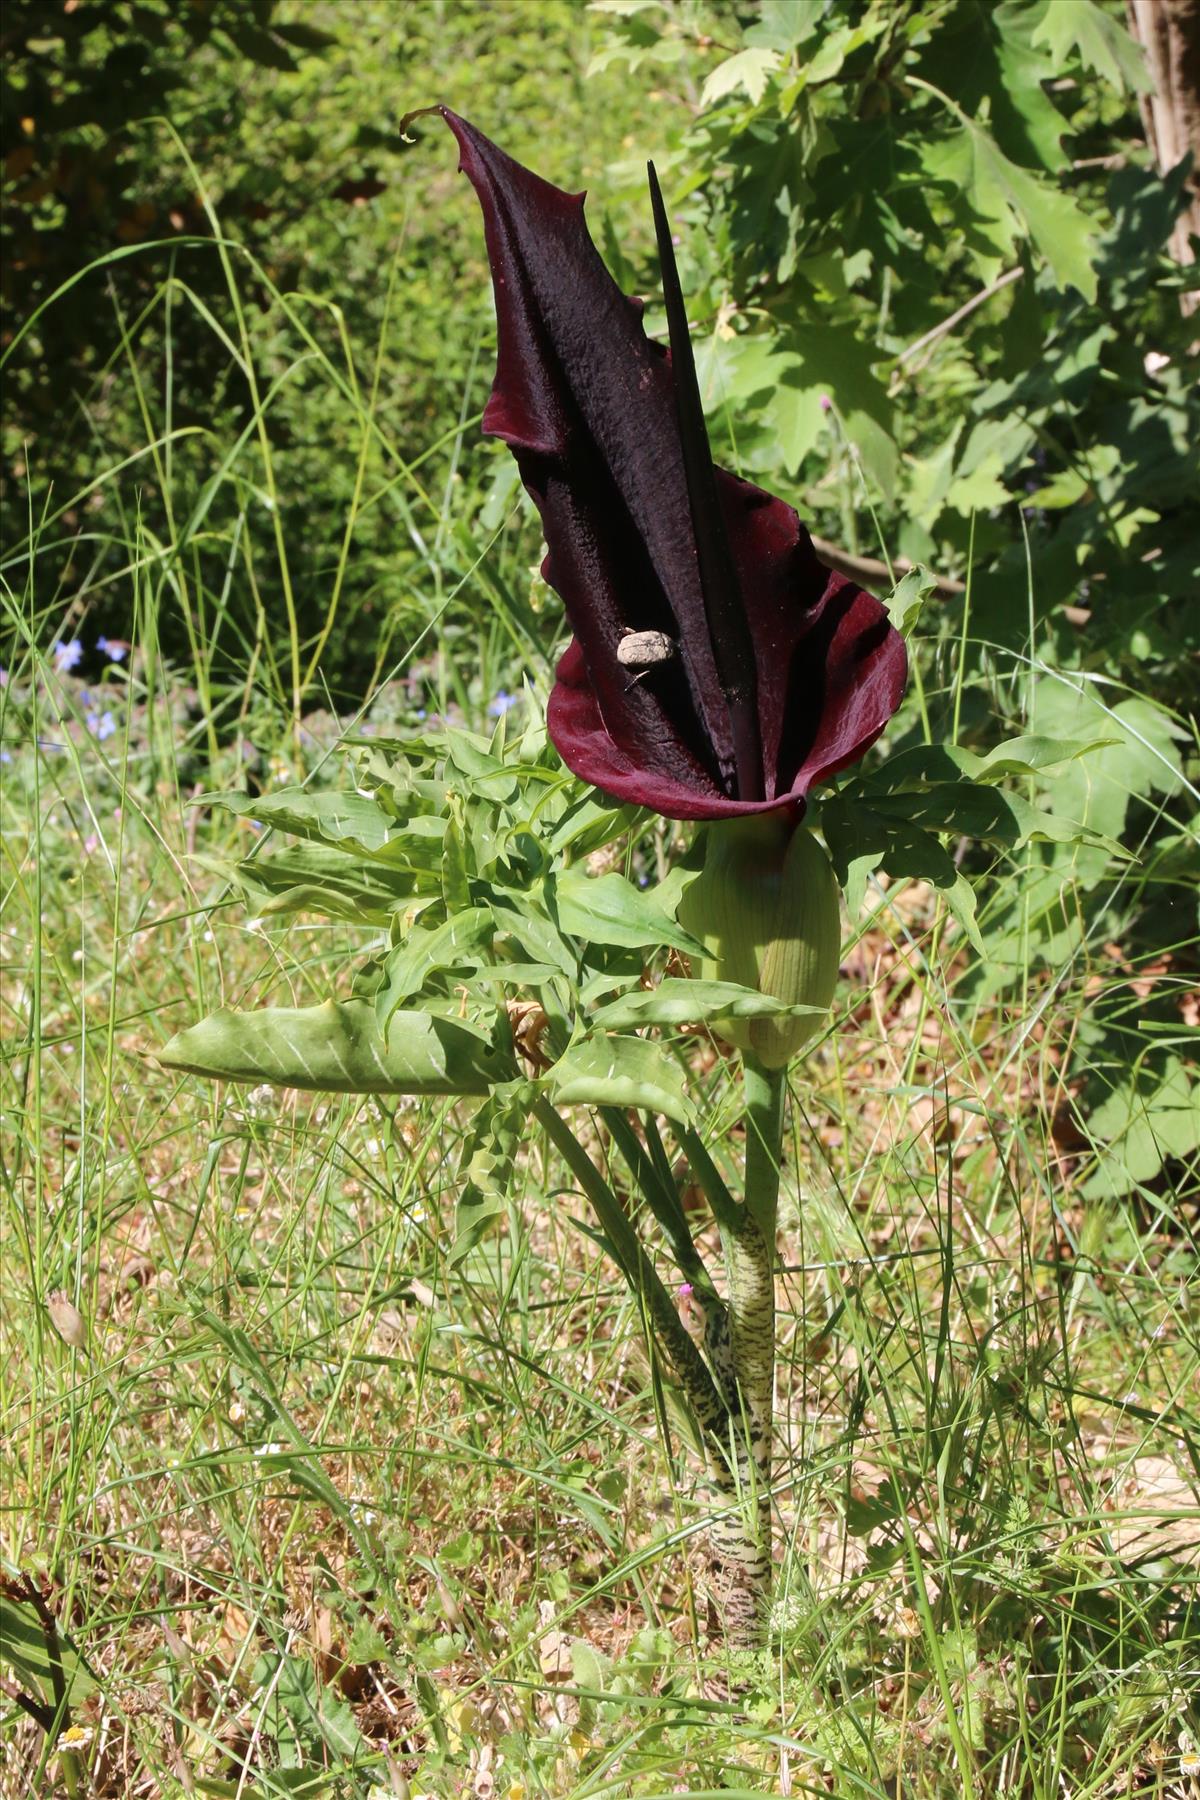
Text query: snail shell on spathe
616 629 675 669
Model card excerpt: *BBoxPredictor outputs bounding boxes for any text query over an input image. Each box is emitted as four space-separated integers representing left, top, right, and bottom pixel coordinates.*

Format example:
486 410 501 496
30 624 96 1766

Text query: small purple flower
819 394 833 414
52 638 83 674
487 690 517 718
0 748 11 765
96 637 129 663
87 710 117 742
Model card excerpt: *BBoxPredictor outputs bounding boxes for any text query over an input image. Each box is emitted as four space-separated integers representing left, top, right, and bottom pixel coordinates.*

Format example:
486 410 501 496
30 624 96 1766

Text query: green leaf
941 870 986 956
159 1000 512 1096
918 1 1070 173
823 798 959 904
747 0 823 51
570 1635 617 1730
544 1036 693 1124
771 377 827 474
955 412 1039 489
974 735 1121 779
547 794 640 858
867 781 1114 851
552 869 706 957
0 1593 96 1709
776 325 897 497
1030 0 1150 94
884 565 937 637
229 843 431 925
443 726 515 786
865 735 1120 790
1083 1057 1200 1198
991 1 1072 171
1030 685 1188 881
449 1087 529 1265
203 788 395 855
488 891 578 981
441 791 472 912
591 979 823 1029
963 121 1098 300
921 122 1098 299
375 908 496 1029
700 46 781 108
945 452 1011 517
905 424 963 531
268 1651 371 1761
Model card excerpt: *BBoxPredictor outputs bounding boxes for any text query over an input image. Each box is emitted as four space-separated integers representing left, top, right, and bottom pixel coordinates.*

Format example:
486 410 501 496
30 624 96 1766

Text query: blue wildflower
52 638 84 674
87 710 117 742
487 690 517 718
96 637 128 664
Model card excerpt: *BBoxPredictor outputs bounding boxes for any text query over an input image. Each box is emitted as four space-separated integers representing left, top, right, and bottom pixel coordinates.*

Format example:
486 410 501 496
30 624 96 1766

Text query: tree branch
811 536 966 598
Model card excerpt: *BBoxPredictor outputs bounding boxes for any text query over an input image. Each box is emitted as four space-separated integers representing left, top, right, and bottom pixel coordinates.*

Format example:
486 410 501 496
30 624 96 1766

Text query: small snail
615 628 675 689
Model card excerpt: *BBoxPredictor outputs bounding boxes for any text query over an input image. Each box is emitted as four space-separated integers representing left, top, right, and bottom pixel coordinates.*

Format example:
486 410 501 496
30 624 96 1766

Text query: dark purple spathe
439 108 906 821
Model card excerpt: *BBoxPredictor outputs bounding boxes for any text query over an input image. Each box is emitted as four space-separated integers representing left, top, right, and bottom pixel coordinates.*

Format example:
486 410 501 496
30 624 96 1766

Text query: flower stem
703 1054 786 1649
742 1054 786 1245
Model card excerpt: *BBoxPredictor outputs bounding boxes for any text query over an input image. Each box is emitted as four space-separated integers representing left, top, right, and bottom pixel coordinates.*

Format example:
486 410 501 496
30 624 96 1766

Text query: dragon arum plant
161 114 1114 1661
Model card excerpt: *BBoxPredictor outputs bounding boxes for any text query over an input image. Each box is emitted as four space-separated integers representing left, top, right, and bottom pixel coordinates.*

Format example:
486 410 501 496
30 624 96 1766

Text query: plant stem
703 1054 786 1649
742 1054 786 1244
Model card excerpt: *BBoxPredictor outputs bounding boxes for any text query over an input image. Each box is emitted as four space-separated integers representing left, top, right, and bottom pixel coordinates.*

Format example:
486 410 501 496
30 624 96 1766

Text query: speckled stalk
704 1055 785 1647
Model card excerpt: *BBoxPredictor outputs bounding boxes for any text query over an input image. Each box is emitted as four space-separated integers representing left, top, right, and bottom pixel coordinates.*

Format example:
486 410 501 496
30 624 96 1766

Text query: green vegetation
2 2 1197 1796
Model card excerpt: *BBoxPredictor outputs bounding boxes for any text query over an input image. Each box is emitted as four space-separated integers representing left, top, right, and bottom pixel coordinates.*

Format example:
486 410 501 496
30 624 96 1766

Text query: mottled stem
706 1056 786 1648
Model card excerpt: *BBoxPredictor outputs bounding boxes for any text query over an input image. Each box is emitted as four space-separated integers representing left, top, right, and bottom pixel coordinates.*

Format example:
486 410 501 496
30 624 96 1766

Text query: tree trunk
1127 0 1200 310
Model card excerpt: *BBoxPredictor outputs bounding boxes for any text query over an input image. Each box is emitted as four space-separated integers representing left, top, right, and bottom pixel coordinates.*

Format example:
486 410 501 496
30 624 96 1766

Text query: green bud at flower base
679 815 841 1068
